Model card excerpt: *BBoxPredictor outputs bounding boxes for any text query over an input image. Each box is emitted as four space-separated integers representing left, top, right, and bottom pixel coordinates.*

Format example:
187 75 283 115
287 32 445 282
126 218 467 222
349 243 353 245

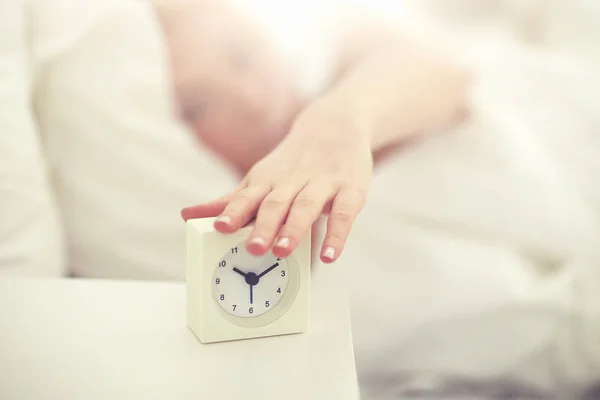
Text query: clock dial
212 243 289 318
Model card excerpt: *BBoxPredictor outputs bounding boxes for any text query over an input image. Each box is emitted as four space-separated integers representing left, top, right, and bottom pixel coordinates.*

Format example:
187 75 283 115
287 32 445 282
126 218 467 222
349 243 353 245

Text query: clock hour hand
257 262 279 279
233 267 247 277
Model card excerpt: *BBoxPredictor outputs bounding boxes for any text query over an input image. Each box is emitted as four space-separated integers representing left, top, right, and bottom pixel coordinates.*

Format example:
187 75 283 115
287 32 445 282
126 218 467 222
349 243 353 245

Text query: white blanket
345 4 600 398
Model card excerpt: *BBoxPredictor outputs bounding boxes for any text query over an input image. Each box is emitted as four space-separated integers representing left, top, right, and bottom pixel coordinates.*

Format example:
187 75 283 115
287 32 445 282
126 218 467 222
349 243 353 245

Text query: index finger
180 182 247 221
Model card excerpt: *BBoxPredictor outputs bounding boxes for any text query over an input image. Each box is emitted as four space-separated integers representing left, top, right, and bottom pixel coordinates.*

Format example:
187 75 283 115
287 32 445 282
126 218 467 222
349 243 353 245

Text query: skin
154 0 471 263
155 0 305 174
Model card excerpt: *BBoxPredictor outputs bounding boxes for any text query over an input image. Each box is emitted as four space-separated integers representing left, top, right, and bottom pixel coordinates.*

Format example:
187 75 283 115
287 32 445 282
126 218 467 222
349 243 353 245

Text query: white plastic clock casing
186 217 310 344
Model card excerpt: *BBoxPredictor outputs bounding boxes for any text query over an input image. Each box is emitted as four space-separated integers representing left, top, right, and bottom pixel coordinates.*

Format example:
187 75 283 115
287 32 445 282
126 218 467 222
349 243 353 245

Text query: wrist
294 96 373 149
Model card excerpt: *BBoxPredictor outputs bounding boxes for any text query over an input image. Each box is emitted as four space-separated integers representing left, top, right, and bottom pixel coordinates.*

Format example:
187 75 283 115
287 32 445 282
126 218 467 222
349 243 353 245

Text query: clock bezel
211 240 301 329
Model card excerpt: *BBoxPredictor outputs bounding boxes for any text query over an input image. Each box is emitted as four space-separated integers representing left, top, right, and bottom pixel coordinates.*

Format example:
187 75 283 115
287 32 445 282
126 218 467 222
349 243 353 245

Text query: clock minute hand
257 262 279 279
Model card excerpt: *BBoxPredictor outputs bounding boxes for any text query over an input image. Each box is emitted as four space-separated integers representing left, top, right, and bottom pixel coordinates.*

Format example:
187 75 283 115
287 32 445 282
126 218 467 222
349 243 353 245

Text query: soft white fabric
345 4 600 398
29 0 239 280
0 1 66 276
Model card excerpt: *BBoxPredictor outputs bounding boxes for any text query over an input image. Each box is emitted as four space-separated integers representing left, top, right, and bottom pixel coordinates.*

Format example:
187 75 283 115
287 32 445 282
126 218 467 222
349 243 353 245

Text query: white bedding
344 4 600 398
0 1 66 276
28 0 239 279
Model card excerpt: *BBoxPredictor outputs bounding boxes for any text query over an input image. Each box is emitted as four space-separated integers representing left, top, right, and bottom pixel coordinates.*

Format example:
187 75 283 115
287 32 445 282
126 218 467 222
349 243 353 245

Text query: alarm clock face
212 242 291 319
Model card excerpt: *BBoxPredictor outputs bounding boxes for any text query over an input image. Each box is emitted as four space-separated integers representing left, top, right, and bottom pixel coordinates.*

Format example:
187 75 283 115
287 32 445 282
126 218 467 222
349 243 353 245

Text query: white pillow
29 0 239 280
0 1 66 276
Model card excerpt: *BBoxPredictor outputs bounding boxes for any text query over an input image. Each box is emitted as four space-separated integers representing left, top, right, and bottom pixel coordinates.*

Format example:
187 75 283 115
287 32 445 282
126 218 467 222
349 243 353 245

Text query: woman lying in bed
161 1 600 398
160 0 471 262
14 0 600 398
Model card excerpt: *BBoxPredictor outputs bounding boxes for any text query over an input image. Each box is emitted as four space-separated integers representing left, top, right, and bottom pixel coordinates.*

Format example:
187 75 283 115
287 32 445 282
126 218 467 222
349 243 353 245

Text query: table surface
0 268 358 400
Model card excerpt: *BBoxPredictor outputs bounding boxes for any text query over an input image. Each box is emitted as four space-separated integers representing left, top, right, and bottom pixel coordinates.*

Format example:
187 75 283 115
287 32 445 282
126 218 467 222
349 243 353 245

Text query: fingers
213 185 272 233
183 181 367 263
245 184 306 255
320 187 367 263
181 182 272 235
270 183 337 258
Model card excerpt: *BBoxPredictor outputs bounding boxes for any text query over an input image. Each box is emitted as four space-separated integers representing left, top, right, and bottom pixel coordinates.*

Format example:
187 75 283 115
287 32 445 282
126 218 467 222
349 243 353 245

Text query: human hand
181 101 373 263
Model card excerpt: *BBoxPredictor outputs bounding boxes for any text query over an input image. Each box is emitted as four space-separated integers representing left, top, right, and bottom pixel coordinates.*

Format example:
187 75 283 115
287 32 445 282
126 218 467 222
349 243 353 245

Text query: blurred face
158 1 306 174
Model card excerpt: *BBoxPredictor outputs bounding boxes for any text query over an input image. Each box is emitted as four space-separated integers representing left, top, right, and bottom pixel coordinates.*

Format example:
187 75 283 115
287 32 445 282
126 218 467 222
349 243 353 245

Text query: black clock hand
233 267 247 277
257 262 279 279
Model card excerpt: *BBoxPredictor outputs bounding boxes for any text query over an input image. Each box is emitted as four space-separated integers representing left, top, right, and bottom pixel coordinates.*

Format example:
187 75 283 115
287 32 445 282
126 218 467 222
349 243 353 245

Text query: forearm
320 23 472 154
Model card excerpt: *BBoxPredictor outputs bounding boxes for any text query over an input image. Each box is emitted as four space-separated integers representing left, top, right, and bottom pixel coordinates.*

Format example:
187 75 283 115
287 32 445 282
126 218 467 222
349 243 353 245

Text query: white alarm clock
186 217 311 343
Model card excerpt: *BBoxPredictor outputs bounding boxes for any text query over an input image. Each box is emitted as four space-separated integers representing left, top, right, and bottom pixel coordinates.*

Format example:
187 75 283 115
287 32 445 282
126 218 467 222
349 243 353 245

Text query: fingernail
275 237 290 249
180 208 189 220
322 246 336 260
215 215 231 225
248 236 265 247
